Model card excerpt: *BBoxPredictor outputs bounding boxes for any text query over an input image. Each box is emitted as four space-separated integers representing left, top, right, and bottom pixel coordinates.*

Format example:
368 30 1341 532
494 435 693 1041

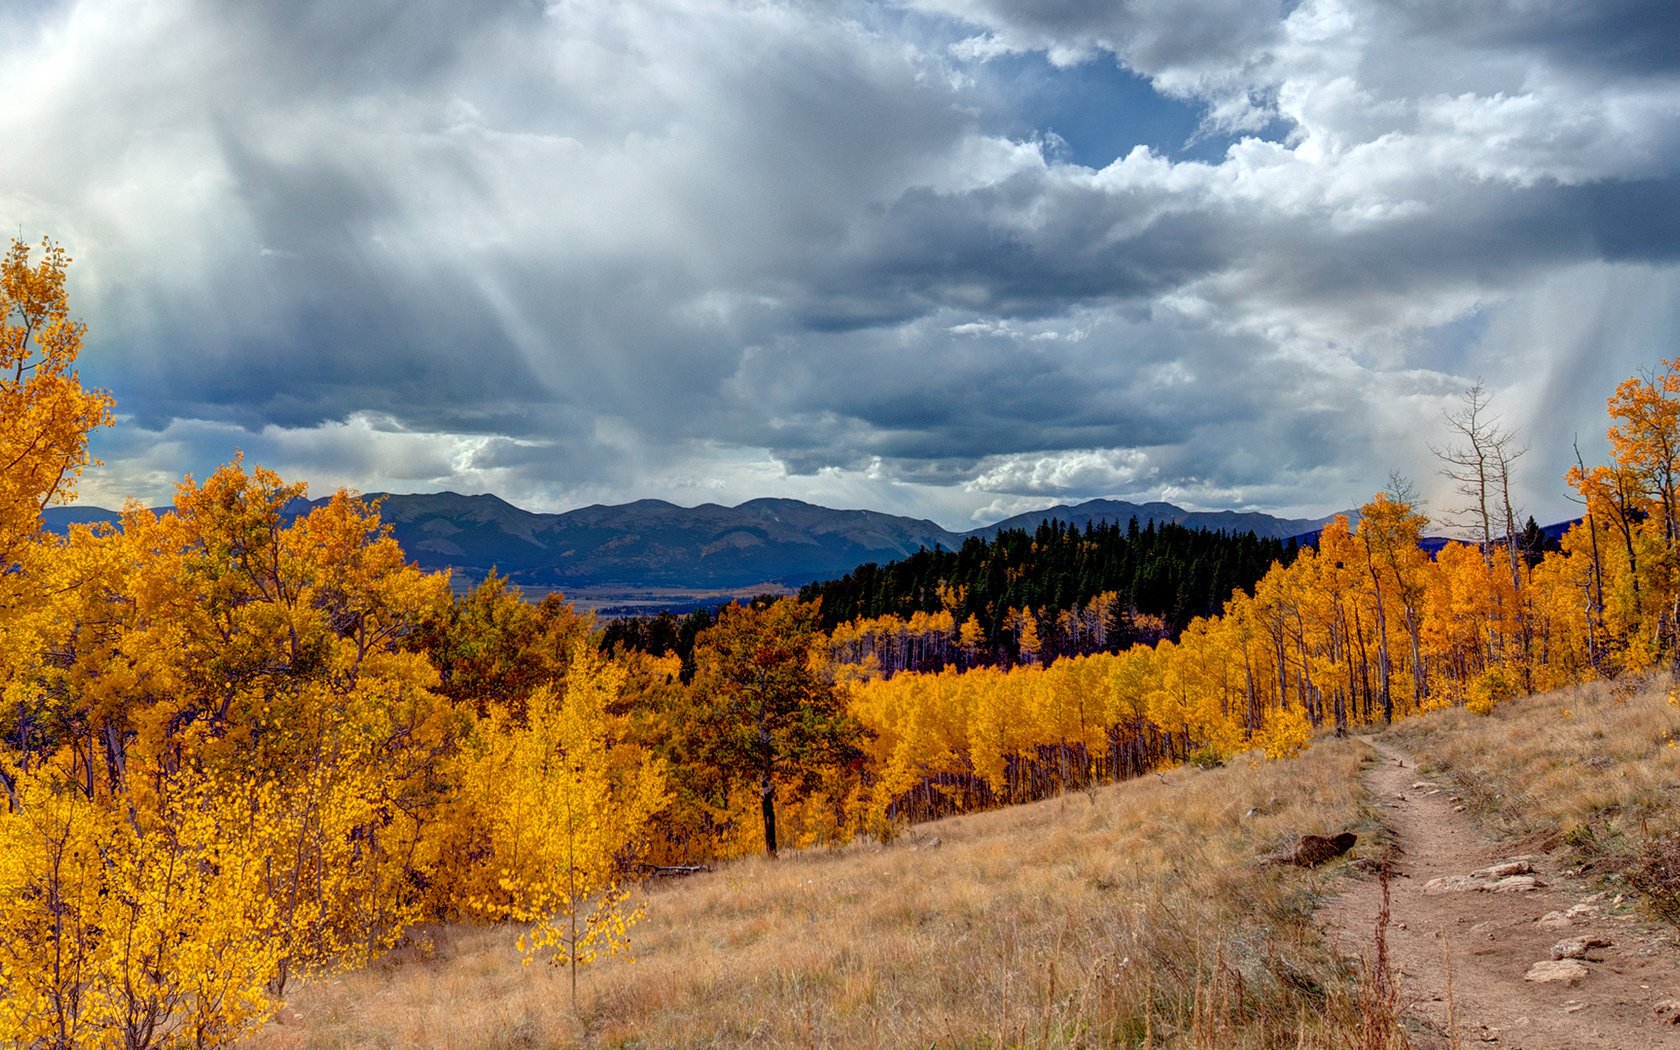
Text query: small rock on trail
1525 959 1589 984
1550 935 1610 961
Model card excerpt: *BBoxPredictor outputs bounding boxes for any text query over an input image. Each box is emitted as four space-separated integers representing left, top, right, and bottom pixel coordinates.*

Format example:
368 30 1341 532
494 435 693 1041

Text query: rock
1551 935 1610 960
1565 902 1600 919
1259 831 1358 867
1536 911 1573 930
1654 998 1680 1023
1487 875 1542 893
1524 960 1589 984
1473 860 1532 878
1424 874 1483 894
1470 918 1518 937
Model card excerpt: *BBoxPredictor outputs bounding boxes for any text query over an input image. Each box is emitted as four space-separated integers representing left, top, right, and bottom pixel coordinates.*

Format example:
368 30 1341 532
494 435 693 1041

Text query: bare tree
1569 437 1606 672
1429 382 1527 590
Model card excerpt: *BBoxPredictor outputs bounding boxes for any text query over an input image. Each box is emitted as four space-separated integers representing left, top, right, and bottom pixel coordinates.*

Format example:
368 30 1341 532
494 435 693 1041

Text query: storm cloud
4 0 1678 528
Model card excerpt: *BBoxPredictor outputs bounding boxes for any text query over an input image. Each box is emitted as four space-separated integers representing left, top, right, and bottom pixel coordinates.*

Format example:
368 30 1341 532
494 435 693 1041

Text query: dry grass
248 738 1399 1049
1388 675 1680 913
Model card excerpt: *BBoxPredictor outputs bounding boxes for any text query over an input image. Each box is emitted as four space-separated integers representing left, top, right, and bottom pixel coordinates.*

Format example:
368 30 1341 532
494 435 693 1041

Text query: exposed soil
1324 737 1680 1049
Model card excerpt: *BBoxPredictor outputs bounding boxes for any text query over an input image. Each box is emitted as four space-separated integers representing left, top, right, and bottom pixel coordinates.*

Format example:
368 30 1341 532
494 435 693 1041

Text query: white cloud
967 448 1152 496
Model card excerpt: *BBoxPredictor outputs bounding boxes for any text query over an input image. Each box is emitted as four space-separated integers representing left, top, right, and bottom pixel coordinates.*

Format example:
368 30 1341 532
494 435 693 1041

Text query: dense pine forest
801 519 1300 659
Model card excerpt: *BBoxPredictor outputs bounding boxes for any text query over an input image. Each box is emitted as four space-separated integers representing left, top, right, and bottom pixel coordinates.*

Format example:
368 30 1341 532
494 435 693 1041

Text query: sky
5 0 1680 532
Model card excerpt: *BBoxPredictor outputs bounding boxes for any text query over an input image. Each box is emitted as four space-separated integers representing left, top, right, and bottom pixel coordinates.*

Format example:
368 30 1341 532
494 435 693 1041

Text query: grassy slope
249 739 1393 1049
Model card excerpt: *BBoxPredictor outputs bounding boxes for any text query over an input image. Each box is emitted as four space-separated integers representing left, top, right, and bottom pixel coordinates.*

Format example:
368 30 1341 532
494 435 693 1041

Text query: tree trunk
1364 547 1394 725
760 763 778 858
1404 603 1426 707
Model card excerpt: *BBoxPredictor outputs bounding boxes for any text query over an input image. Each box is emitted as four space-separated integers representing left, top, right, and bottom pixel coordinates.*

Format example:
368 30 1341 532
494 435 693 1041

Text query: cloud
966 448 1153 496
6 0 1680 531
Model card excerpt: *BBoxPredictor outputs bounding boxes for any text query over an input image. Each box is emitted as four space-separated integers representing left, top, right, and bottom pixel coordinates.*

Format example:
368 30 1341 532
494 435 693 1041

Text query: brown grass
1388 675 1680 915
248 738 1400 1049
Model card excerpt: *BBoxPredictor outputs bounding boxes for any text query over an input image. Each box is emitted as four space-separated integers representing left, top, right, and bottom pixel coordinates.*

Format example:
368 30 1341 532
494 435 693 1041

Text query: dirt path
1323 737 1680 1049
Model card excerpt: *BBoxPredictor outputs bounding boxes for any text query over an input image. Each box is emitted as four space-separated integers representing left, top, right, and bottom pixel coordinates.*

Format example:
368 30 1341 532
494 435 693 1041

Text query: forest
5 236 1680 1047
800 519 1301 663
604 520 1301 675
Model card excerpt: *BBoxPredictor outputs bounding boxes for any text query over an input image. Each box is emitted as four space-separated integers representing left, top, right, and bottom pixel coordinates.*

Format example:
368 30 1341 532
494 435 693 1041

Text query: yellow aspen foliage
858 672 958 820
963 666 1011 795
958 612 985 659
3 456 465 1012
0 765 279 1049
1001 606 1034 663
1606 358 1680 546
1256 704 1313 760
0 767 110 1047
95 771 281 1048
0 237 113 563
455 642 667 1005
1464 666 1518 716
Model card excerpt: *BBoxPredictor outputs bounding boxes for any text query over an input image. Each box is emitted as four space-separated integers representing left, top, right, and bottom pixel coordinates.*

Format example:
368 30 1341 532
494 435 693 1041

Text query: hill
241 679 1680 1050
248 733 1376 1048
366 493 967 590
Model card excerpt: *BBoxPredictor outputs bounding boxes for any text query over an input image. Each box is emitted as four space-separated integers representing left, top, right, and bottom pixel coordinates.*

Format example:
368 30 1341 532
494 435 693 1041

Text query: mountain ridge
42 492 1346 591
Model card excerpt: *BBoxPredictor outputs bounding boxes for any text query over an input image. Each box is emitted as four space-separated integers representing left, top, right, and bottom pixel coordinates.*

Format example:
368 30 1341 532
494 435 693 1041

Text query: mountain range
42 494 1343 592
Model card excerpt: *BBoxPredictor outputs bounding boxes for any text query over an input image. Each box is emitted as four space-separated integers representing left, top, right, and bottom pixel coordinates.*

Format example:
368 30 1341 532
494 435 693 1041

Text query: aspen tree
0 237 112 564
459 643 666 1008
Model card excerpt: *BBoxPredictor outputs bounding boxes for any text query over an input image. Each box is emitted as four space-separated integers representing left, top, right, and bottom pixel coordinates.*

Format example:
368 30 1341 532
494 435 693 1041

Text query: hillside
367 494 961 589
244 680 1680 1050
249 735 1376 1049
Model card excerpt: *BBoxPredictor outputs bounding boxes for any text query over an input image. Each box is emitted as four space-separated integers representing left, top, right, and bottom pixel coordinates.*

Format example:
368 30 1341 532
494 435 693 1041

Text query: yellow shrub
1466 665 1517 716
1259 704 1313 759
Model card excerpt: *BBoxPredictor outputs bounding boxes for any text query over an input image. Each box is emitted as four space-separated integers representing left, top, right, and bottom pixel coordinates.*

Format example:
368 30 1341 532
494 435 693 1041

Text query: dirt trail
1323 737 1680 1049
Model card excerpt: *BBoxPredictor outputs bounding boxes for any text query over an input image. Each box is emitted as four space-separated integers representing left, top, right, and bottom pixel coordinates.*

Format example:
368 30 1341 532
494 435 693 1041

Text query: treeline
600 606 717 676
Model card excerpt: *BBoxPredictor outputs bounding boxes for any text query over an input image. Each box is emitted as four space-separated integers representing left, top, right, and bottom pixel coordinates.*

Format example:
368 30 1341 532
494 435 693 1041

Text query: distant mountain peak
971 498 1343 542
